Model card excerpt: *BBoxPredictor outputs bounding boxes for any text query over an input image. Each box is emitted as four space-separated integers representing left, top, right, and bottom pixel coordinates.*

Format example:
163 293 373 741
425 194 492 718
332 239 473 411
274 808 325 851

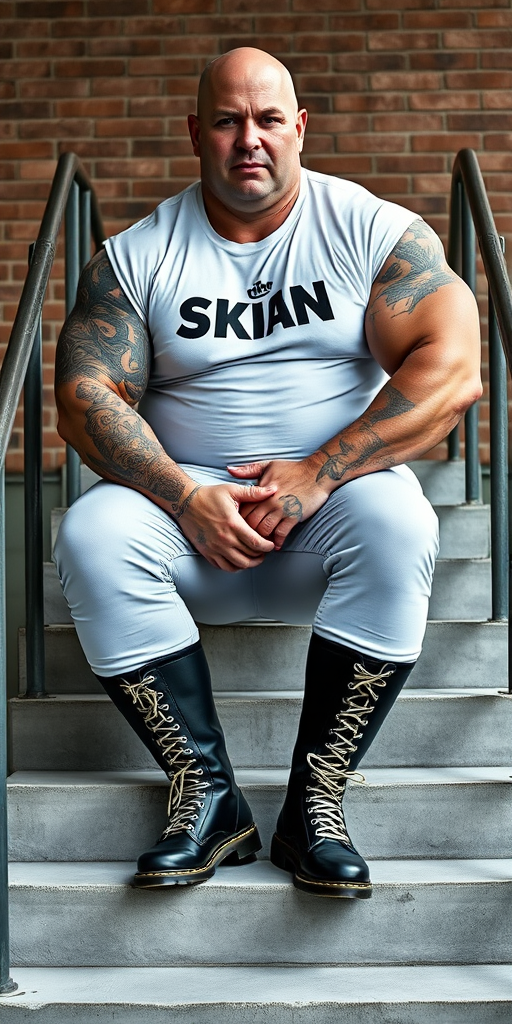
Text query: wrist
172 481 203 520
306 450 337 496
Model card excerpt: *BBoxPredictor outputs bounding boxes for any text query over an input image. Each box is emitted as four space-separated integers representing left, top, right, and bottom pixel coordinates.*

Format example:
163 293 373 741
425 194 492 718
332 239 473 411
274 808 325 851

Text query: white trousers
54 465 439 677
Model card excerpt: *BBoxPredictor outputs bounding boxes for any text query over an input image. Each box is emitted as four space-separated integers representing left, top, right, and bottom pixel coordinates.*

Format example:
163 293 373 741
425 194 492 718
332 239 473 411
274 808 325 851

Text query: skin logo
247 280 273 299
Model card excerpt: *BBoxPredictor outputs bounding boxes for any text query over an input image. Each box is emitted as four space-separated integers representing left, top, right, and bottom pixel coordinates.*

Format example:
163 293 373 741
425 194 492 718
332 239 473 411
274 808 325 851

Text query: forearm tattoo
316 383 415 484
368 219 454 320
55 250 149 404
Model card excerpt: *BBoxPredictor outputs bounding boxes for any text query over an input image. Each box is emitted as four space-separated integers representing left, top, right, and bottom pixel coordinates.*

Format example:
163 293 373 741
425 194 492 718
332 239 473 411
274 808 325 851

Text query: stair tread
7 963 512 1008
8 765 512 788
9 858 512 887
10 686 510 703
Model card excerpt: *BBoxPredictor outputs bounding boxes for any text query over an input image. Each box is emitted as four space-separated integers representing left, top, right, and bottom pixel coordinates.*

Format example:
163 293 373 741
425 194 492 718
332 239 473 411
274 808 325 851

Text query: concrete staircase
4 460 512 1021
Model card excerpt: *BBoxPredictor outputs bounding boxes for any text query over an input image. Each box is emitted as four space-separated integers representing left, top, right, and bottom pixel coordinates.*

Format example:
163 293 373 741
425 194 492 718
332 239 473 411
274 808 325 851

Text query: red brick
19 160 57 179
295 33 363 53
292 0 360 9
0 122 16 138
2 19 49 37
129 97 188 118
53 18 122 37
301 134 334 154
0 42 13 59
446 71 512 89
20 118 94 139
170 157 200 177
0 101 51 119
95 118 164 138
87 0 149 13
94 180 130 198
296 74 367 94
477 11 512 26
412 133 482 152
0 82 15 98
410 52 478 71
20 79 90 98
95 159 166 178
373 113 444 132
129 58 198 77
91 77 162 97
15 2 84 17
330 13 399 30
376 154 446 173
333 53 407 72
483 92 512 110
162 35 219 55
164 77 199 97
335 133 407 153
369 32 439 51
253 15 325 33
370 72 442 91
88 38 163 57
483 133 512 150
54 99 125 118
0 141 53 158
448 113 512 131
97 199 157 219
333 93 405 112
154 0 215 10
58 140 129 158
222 34 292 53
444 30 512 49
481 173 512 193
409 92 480 111
132 180 175 199
295 95 331 113
0 180 51 199
354 174 410 195
366 0 427 8
481 52 512 69
307 113 370 133
1 59 51 77
283 56 332 75
17 39 86 57
413 174 452 194
303 155 372 174
125 16 182 34
403 11 471 28
54 59 126 78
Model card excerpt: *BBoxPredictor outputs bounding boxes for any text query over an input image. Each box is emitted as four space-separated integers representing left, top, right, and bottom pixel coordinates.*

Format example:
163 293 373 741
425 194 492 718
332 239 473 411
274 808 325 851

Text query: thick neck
200 178 301 244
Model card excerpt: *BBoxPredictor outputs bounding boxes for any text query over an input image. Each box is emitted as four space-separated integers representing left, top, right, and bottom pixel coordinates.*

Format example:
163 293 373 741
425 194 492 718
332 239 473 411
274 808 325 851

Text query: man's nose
236 119 260 151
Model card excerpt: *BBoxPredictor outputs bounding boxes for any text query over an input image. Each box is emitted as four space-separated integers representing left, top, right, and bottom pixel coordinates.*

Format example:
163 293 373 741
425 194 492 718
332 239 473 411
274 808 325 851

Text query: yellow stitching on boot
134 825 258 877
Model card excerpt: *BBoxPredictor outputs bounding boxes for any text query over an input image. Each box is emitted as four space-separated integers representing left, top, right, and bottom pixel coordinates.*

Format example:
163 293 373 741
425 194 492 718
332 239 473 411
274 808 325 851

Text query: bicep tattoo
368 219 455 320
55 250 150 405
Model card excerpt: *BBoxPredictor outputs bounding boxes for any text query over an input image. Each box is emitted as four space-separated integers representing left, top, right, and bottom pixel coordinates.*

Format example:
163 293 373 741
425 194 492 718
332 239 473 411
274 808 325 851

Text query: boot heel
270 833 295 874
222 826 262 865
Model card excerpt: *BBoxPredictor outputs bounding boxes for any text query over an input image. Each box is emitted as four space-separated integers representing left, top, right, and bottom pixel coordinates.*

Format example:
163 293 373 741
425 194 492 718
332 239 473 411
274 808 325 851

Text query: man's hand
227 456 331 550
178 481 278 572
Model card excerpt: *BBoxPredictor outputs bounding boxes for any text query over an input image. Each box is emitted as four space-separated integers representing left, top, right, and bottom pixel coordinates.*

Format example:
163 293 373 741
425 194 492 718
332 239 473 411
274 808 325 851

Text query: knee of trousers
322 471 439 598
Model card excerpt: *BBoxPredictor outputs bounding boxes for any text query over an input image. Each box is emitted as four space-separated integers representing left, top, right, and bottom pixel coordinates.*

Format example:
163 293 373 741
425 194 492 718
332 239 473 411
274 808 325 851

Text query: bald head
197 48 298 119
188 47 307 238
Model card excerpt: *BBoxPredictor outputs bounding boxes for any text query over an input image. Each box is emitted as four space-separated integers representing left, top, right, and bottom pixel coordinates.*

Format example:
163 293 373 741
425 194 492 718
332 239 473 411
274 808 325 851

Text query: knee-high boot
271 632 414 899
97 640 261 887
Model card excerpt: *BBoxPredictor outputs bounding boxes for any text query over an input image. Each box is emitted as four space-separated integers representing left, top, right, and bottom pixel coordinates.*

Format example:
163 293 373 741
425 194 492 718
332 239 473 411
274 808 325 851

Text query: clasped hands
178 455 332 573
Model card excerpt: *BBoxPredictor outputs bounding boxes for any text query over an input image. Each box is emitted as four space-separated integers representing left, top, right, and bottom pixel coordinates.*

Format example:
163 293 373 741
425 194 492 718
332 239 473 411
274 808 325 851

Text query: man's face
188 57 307 217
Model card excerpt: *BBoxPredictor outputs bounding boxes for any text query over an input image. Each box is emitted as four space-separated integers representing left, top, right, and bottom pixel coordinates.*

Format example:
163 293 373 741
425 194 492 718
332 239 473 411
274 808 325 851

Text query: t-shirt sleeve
367 199 421 286
104 211 161 326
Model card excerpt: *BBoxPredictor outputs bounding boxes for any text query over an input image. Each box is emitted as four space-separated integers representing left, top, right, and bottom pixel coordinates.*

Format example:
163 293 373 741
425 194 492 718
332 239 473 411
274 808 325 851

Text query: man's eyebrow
211 107 286 118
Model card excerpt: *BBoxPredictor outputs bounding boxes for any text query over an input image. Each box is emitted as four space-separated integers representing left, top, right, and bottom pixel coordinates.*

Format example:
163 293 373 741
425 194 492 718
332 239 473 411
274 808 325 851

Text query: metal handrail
0 153 104 995
447 149 512 638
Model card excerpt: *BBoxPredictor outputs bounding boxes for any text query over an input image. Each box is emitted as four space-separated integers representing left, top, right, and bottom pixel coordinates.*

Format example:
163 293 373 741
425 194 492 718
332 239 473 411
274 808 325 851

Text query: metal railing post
23 295 46 698
0 465 17 995
461 186 480 502
447 178 462 461
65 181 81 507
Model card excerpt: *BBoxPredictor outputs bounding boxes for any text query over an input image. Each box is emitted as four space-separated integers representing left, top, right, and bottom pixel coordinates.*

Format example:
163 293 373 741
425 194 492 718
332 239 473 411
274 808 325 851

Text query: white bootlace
305 663 394 844
120 674 210 839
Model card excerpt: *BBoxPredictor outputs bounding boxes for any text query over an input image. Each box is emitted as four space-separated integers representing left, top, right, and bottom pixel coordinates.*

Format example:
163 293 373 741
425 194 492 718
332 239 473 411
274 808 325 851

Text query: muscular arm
55 250 276 571
232 219 482 545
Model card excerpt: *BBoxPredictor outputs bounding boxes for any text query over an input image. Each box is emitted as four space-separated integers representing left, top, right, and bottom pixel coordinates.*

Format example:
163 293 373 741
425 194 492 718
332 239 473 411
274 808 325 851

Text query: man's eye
217 118 235 126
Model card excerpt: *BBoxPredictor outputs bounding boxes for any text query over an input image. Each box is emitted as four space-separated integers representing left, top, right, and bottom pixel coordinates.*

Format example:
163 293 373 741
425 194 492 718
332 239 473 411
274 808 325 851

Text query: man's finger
227 461 270 479
231 482 277 504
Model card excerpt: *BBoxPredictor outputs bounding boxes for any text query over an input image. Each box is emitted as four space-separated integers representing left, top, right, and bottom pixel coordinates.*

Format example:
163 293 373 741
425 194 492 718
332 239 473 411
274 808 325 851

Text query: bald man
55 48 481 899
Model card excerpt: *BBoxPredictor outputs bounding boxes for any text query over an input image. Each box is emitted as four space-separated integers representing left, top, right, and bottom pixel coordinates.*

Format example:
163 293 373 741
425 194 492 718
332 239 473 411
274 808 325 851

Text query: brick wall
2 0 511 470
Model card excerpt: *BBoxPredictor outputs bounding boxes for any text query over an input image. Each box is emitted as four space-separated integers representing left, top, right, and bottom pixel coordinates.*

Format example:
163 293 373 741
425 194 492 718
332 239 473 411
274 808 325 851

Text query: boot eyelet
183 748 193 755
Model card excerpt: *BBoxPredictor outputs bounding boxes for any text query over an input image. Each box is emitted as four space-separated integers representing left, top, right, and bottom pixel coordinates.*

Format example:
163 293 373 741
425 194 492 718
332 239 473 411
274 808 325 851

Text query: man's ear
188 114 201 157
296 108 308 153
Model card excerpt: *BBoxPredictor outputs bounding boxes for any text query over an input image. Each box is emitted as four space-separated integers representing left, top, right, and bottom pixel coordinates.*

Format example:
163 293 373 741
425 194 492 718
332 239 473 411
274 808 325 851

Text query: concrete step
435 503 489 558
18 620 508 695
4 964 512 1023
9 858 512 967
9 689 512 773
408 459 473 505
8 766 512 863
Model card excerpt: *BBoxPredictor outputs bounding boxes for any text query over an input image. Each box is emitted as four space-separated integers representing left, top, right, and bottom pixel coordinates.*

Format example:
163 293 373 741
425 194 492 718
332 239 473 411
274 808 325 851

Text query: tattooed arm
55 250 276 572
231 219 482 548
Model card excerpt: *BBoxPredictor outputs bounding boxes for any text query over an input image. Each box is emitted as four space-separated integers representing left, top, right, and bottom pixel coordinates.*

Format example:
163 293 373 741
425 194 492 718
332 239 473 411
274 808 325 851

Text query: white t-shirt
105 168 418 477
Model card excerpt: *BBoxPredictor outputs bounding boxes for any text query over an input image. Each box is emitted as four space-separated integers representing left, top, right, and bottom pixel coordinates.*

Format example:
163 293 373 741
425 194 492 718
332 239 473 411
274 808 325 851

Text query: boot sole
133 823 262 889
270 833 373 900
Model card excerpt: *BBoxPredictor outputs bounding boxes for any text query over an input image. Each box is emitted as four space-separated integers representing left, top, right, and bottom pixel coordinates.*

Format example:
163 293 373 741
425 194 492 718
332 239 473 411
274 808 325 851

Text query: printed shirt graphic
105 169 418 474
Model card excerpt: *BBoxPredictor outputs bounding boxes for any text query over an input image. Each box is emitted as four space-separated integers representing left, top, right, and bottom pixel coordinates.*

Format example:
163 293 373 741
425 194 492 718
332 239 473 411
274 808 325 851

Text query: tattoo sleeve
55 250 193 517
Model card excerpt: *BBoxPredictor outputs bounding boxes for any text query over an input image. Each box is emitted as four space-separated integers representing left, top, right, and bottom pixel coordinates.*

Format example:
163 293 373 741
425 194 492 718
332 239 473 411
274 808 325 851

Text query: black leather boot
97 640 261 888
271 632 414 899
